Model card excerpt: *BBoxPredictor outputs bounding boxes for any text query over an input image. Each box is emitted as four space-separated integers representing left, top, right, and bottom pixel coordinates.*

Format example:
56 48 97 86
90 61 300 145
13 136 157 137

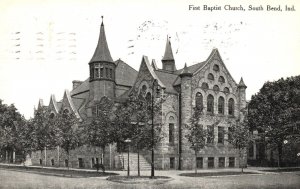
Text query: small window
95 68 99 78
170 157 175 169
218 126 224 144
196 157 203 168
228 98 235 116
78 158 84 168
195 92 203 110
207 94 214 113
224 87 230 94
219 157 225 168
208 73 214 81
65 159 69 167
105 68 109 78
213 85 220 91
218 97 225 114
208 157 214 168
49 113 55 119
109 69 113 79
141 85 147 95
201 83 209 90
213 64 220 71
169 123 174 144
229 157 235 167
218 76 225 83
100 68 103 77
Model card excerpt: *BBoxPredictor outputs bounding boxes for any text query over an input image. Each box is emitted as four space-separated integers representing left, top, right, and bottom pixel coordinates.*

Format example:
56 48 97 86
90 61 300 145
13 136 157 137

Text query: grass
0 164 118 178
107 175 172 184
262 167 300 172
179 171 259 177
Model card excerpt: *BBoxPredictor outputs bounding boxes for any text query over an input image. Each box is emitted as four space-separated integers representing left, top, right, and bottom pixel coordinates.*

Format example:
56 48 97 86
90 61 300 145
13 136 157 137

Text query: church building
32 18 247 170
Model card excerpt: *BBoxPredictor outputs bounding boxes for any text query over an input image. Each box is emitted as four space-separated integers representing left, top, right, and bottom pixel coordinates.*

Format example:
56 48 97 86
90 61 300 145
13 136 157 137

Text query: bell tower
88 16 116 104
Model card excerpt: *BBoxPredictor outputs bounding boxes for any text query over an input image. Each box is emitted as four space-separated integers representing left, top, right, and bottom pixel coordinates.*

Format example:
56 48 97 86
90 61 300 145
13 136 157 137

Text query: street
0 168 299 189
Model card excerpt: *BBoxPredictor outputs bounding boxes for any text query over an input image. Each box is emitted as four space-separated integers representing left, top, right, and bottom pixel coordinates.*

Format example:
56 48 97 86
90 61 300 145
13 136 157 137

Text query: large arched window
207 94 214 114
146 92 151 102
218 96 225 114
228 98 235 116
140 85 147 95
49 113 55 119
195 92 203 110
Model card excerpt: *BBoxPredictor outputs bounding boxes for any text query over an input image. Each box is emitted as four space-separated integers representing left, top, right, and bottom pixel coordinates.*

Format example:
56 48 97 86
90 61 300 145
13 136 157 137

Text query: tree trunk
102 146 105 165
44 147 47 166
67 150 70 171
277 143 283 168
137 144 140 177
195 150 197 174
40 149 43 167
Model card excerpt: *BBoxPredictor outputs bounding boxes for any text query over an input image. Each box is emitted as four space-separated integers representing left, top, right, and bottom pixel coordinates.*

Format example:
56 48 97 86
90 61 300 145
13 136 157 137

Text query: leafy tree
0 101 24 163
228 117 251 173
55 110 81 169
82 97 115 171
248 76 300 166
185 106 207 173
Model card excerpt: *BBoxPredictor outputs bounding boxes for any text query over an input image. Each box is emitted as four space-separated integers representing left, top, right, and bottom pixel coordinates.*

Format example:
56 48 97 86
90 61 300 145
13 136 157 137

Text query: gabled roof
62 90 81 119
49 94 59 113
162 36 174 61
89 18 113 63
135 56 166 88
154 70 178 94
115 59 138 87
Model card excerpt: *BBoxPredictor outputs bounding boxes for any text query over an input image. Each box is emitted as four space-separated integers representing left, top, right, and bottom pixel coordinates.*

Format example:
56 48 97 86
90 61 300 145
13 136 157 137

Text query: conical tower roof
162 36 174 61
238 77 247 88
89 17 113 63
180 63 192 77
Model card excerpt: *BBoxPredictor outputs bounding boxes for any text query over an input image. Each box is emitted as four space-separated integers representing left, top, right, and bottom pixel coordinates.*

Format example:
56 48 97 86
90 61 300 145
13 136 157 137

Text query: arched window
208 73 214 81
213 85 220 91
228 98 235 116
218 76 225 83
169 116 175 144
224 87 230 94
218 96 225 114
201 82 209 90
213 64 220 71
141 85 147 95
49 113 55 119
146 92 152 103
207 94 214 114
195 92 203 110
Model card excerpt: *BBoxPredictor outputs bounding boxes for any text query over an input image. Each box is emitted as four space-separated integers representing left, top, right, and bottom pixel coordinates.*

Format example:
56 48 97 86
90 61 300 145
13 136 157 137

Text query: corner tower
88 16 116 104
162 36 176 72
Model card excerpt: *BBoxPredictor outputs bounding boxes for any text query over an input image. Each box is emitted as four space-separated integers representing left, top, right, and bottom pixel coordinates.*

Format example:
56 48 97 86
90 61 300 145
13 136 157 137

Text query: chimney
72 80 83 89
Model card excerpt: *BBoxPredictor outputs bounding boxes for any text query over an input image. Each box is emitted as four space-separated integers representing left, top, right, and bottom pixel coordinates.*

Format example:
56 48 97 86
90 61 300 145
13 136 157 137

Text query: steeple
180 63 192 77
89 16 113 63
162 36 176 72
238 77 247 88
162 36 174 61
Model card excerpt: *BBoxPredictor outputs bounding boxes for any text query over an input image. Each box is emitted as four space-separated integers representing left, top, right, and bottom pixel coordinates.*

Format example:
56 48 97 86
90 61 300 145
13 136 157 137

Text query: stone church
32 19 247 170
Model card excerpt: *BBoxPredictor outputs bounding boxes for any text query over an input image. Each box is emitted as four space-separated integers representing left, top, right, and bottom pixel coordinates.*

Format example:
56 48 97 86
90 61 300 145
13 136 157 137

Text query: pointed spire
89 16 113 63
162 36 174 61
180 63 192 77
238 77 247 88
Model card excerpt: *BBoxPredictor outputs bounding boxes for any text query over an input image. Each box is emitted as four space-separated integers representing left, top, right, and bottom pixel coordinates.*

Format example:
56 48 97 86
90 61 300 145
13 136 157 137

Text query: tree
248 76 300 167
82 97 115 171
55 110 81 169
227 117 251 173
0 101 24 163
185 106 207 173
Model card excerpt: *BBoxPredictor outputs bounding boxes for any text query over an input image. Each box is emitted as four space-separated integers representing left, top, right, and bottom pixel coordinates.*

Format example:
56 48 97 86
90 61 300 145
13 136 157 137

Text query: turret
162 36 176 72
238 77 247 117
88 16 116 104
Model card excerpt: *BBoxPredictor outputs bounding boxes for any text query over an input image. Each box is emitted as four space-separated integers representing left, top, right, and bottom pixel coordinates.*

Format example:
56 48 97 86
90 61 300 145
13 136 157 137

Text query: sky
0 0 299 119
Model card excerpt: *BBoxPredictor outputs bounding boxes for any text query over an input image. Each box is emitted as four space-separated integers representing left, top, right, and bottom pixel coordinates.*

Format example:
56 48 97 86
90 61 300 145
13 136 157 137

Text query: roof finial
101 16 104 26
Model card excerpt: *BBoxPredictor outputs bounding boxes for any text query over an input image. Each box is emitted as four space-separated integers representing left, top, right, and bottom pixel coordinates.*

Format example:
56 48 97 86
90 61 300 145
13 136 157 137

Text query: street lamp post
151 79 160 178
125 139 131 177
